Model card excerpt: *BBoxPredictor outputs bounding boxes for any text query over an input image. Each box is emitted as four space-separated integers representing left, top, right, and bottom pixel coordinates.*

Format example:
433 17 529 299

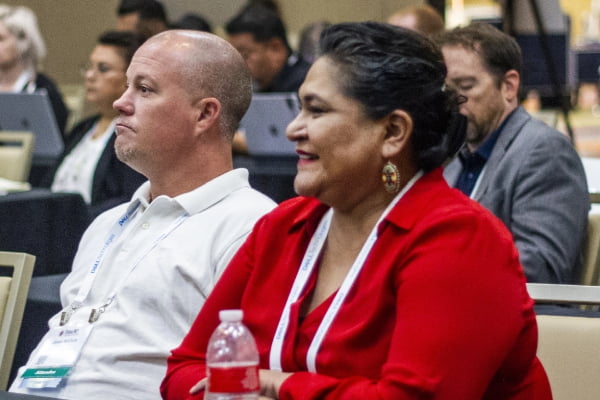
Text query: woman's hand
188 369 290 399
259 369 292 399
189 378 206 395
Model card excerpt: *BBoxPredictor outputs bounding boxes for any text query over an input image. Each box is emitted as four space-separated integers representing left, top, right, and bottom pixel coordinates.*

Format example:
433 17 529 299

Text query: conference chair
0 131 35 182
0 251 35 390
527 283 600 400
580 212 600 286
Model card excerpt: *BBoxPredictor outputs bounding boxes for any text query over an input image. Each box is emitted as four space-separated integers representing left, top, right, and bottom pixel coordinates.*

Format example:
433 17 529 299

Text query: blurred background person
115 0 168 39
161 22 551 400
438 23 589 284
225 3 311 153
170 12 212 33
298 20 331 64
0 4 68 136
47 30 146 219
225 3 310 93
387 4 446 36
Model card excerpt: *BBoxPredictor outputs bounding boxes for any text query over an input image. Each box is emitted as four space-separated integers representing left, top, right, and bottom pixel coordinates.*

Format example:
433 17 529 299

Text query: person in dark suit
47 31 146 219
225 3 311 153
438 23 589 284
225 3 310 93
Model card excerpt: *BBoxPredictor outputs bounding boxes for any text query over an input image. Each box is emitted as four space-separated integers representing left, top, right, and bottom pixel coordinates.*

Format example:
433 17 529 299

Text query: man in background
225 3 310 93
438 23 589 284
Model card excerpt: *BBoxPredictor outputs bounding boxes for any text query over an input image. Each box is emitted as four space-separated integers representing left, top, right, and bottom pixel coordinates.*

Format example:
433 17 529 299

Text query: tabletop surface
0 391 59 400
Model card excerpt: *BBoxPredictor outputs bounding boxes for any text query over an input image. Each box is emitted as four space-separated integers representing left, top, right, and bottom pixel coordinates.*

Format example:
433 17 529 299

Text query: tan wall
2 0 419 86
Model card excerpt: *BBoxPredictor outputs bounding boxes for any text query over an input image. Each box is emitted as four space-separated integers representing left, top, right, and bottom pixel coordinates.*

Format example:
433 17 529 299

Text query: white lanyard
269 171 423 372
61 199 189 325
12 70 34 93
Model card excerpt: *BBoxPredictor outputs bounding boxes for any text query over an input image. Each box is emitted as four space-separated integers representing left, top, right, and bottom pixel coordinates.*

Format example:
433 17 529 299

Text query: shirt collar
129 168 251 216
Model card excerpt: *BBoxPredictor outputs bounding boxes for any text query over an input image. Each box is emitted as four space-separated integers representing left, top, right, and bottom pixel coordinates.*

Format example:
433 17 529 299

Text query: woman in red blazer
161 22 552 400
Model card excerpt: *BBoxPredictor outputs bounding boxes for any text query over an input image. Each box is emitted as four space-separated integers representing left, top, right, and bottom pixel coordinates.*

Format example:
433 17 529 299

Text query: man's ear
381 109 413 159
502 69 520 103
195 97 221 133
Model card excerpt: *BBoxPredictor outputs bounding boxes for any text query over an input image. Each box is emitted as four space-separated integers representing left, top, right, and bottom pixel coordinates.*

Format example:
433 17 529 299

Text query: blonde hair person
0 4 46 80
0 4 68 136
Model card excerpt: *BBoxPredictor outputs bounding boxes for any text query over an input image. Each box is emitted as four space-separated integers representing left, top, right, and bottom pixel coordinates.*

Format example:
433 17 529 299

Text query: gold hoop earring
381 161 401 194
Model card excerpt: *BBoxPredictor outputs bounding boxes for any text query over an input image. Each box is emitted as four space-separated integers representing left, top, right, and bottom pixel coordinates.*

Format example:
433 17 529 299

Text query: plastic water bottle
206 309 260 400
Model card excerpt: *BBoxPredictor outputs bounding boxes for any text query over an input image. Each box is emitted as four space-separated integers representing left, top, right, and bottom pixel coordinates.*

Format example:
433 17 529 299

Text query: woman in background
0 4 68 135
161 22 551 399
49 30 146 218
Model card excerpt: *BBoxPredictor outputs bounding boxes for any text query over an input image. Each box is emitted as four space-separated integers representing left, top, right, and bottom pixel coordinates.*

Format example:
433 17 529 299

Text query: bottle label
208 364 259 393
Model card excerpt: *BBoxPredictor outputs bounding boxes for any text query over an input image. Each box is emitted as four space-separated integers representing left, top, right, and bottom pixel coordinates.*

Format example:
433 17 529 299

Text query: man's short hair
117 0 167 23
225 4 290 51
436 22 522 84
117 0 146 15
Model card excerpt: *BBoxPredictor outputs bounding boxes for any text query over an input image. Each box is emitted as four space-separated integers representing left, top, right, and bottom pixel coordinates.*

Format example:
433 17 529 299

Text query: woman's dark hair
319 22 465 171
98 30 146 66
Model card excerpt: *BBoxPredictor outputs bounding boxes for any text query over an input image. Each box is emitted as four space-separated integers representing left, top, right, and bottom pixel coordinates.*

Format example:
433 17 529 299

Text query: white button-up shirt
11 168 276 399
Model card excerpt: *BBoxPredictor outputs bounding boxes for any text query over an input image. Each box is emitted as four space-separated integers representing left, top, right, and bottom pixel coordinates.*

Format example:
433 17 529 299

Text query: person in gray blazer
438 23 589 284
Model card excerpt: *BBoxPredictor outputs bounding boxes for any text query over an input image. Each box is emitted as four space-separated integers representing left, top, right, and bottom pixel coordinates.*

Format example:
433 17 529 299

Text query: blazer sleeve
508 130 589 283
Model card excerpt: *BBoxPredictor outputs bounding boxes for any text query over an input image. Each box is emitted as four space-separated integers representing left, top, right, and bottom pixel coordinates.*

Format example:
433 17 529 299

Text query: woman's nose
286 113 306 141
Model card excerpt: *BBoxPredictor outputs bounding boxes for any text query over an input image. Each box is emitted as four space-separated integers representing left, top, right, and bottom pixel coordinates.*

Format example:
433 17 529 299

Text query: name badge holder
19 324 93 389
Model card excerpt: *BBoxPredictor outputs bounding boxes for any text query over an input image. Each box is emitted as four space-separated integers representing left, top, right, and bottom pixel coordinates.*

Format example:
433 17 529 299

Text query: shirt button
141 222 150 230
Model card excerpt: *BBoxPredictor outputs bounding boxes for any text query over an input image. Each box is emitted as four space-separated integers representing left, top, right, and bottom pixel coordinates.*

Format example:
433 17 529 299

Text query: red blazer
161 168 552 400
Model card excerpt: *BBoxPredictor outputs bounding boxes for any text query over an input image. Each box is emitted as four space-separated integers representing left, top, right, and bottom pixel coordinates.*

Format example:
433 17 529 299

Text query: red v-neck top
161 168 552 400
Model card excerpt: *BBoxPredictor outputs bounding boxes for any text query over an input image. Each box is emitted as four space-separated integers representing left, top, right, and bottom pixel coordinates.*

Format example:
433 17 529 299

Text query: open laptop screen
0 91 64 161
240 93 299 157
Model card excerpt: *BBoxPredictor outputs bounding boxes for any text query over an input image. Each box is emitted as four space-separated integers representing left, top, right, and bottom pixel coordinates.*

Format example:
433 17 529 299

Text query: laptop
0 91 64 162
240 93 299 156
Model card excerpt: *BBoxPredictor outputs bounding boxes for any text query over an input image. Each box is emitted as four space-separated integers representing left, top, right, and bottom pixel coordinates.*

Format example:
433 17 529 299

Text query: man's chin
115 146 136 164
465 129 486 149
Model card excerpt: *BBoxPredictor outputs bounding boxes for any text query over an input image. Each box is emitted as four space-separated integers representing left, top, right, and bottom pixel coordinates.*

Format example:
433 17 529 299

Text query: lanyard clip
59 303 80 326
88 301 109 323
59 310 72 326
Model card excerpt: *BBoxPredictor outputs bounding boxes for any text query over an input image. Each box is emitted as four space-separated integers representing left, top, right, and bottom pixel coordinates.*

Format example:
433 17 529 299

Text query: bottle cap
219 309 243 322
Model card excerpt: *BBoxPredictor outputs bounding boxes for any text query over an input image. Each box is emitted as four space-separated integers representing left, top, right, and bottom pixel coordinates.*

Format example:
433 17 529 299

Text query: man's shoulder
219 186 277 215
510 108 571 146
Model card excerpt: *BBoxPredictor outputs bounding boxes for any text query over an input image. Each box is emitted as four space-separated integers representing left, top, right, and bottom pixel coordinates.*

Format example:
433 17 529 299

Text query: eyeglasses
80 62 121 76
